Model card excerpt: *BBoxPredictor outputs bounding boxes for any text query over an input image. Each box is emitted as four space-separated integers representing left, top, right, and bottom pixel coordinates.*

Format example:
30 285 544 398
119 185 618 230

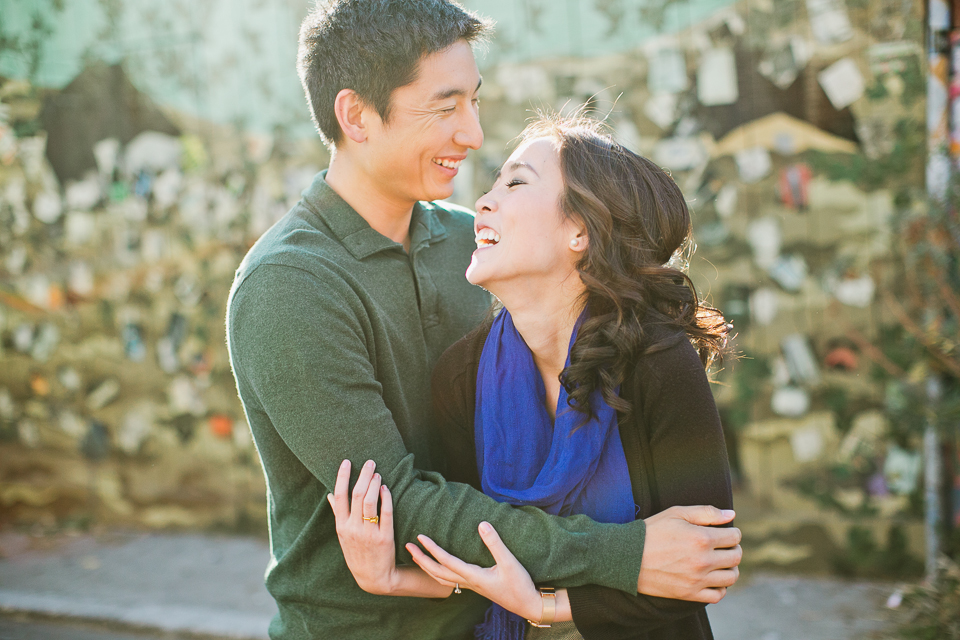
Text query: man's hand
637 505 742 603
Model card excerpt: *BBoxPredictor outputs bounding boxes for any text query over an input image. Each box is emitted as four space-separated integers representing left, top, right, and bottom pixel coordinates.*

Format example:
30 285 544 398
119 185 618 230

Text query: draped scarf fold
473 310 634 640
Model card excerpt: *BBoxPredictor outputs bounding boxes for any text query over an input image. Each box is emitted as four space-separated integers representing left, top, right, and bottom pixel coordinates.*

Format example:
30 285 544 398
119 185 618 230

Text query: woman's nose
474 191 496 214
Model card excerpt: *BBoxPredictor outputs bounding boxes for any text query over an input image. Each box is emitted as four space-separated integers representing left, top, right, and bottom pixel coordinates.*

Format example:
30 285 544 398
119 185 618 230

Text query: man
226 2 741 639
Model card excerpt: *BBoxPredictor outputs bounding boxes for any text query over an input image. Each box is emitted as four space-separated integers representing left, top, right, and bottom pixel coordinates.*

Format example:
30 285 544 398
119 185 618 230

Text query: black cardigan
431 319 733 640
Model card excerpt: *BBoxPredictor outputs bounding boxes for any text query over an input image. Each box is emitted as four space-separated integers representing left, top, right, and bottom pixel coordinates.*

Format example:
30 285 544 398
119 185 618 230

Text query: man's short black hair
298 0 492 148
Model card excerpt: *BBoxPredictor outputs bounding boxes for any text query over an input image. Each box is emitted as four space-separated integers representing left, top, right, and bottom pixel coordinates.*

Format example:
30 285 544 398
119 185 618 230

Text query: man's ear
333 89 368 144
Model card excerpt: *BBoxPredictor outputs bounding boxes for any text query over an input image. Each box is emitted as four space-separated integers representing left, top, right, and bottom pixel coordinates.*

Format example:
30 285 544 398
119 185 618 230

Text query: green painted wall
0 0 737 134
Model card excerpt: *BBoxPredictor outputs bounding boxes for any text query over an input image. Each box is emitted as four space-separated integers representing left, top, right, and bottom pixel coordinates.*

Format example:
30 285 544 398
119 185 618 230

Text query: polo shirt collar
301 170 448 260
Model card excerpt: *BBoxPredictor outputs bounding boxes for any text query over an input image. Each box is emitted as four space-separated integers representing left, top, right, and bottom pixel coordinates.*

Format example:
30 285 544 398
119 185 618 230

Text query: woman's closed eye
505 179 525 188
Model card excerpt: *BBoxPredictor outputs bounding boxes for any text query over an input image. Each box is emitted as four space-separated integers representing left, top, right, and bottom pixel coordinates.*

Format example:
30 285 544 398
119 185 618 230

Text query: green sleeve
229 264 645 594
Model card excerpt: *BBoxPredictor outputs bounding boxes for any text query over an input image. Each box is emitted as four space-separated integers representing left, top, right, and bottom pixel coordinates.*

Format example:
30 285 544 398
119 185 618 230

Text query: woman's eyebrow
491 160 539 185
507 161 539 177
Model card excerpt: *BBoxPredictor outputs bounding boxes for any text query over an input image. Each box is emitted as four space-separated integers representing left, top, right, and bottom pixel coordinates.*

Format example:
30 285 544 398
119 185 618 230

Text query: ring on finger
454 583 461 594
362 515 379 524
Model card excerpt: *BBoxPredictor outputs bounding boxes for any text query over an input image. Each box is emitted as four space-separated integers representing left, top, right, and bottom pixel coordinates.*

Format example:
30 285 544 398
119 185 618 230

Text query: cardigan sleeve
568 337 733 639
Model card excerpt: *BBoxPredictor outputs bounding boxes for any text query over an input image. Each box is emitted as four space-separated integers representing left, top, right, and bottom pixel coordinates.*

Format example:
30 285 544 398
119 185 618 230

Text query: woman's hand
327 459 400 595
328 459 453 598
407 521 569 622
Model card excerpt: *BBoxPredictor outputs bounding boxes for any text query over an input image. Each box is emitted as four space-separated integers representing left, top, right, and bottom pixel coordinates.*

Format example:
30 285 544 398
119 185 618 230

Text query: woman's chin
465 267 485 287
465 256 487 286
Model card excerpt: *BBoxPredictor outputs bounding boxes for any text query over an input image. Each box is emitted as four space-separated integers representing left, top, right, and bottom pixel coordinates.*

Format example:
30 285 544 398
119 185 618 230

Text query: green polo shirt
226 172 646 640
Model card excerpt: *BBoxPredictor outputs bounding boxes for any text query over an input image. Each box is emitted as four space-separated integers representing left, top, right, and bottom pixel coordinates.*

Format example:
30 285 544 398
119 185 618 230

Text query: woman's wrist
388 565 454 598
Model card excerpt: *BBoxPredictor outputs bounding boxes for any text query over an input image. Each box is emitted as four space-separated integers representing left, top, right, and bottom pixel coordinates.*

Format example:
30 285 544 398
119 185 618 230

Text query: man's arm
229 263 643 593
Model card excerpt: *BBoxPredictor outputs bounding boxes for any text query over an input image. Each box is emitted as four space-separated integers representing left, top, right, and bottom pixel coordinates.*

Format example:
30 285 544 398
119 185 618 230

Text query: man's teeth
433 158 463 169
475 228 500 246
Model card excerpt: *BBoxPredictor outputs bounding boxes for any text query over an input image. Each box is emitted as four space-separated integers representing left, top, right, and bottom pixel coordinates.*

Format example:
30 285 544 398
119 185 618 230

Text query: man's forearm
371 455 646 595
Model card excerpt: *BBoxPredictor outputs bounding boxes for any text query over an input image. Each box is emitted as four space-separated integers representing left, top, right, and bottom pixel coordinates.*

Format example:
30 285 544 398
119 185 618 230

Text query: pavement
0 529 901 640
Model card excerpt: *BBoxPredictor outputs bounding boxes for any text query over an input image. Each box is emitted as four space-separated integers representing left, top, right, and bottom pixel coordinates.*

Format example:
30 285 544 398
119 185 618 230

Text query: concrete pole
926 0 950 582
924 377 943 581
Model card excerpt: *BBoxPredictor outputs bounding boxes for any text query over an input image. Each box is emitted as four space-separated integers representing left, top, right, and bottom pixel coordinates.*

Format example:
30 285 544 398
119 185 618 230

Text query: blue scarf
473 310 635 640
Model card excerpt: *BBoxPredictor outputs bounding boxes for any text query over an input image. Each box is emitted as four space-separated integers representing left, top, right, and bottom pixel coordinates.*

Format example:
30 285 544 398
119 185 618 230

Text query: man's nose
455 107 483 150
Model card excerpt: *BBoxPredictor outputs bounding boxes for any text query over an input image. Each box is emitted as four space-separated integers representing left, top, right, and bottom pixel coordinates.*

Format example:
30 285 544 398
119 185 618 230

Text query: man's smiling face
361 40 483 206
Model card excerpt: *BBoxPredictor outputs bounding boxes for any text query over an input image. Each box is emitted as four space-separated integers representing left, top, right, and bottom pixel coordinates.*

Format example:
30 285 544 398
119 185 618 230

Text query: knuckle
695 531 712 550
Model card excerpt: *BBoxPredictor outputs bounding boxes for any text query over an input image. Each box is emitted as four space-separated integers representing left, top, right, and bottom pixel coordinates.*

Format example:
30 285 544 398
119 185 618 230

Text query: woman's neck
495 278 585 418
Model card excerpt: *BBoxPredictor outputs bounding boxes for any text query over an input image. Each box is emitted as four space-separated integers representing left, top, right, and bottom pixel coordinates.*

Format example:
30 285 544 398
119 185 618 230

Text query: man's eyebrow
429 77 483 102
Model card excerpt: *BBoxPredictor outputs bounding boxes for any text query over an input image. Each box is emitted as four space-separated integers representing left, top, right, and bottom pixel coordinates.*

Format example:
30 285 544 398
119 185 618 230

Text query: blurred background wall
1 0 957 581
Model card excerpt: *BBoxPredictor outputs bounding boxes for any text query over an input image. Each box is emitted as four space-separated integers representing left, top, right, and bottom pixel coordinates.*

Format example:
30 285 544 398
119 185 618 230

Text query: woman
328 113 733 639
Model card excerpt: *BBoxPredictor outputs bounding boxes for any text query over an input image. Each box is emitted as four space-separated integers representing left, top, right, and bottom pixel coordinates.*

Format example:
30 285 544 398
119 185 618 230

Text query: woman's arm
332 458 573 623
566 338 738 637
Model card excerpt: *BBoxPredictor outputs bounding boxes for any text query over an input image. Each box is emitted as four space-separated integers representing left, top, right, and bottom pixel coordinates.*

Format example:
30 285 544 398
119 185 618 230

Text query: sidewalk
0 529 898 640
0 531 276 639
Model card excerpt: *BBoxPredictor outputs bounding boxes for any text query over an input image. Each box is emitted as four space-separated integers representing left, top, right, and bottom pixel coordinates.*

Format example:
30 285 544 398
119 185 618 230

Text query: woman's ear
333 89 368 144
569 230 589 253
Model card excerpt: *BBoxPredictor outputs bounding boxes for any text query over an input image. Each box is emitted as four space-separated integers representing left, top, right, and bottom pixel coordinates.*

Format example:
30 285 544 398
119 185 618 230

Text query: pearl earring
569 238 580 249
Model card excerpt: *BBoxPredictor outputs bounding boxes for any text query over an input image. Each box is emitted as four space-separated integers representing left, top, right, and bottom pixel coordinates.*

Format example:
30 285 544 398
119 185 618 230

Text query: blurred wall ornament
712 112 858 157
884 446 922 495
779 164 812 210
781 334 821 386
749 287 779 326
647 46 689 94
697 47 738 106
747 217 782 269
759 37 812 90
772 386 811 418
818 58 866 110
734 146 772 183
805 0 853 44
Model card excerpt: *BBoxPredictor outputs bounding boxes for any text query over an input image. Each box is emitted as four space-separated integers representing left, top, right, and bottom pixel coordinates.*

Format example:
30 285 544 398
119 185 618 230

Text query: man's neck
325 155 414 251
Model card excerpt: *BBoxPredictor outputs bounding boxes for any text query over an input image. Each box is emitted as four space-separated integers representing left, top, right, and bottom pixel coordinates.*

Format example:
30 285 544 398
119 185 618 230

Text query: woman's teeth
433 158 462 169
475 228 500 247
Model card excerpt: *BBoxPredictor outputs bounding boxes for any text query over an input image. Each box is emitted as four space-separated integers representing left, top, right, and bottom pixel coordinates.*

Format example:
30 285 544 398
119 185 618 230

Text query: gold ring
362 515 379 524
454 583 461 594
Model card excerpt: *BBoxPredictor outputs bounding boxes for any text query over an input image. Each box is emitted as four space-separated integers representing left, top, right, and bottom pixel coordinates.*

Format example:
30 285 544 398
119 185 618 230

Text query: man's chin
424 180 455 202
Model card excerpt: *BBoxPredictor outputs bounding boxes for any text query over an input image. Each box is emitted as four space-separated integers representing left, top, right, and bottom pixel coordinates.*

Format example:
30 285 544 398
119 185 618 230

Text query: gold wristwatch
526 587 556 628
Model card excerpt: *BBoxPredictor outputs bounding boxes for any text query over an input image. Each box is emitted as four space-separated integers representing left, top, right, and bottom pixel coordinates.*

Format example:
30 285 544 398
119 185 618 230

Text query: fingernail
365 460 375 468
340 459 349 468
479 521 492 534
381 486 389 494
373 473 380 481
721 510 735 518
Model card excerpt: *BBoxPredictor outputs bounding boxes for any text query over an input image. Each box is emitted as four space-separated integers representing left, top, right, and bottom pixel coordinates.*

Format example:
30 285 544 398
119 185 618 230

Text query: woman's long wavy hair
519 113 728 418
